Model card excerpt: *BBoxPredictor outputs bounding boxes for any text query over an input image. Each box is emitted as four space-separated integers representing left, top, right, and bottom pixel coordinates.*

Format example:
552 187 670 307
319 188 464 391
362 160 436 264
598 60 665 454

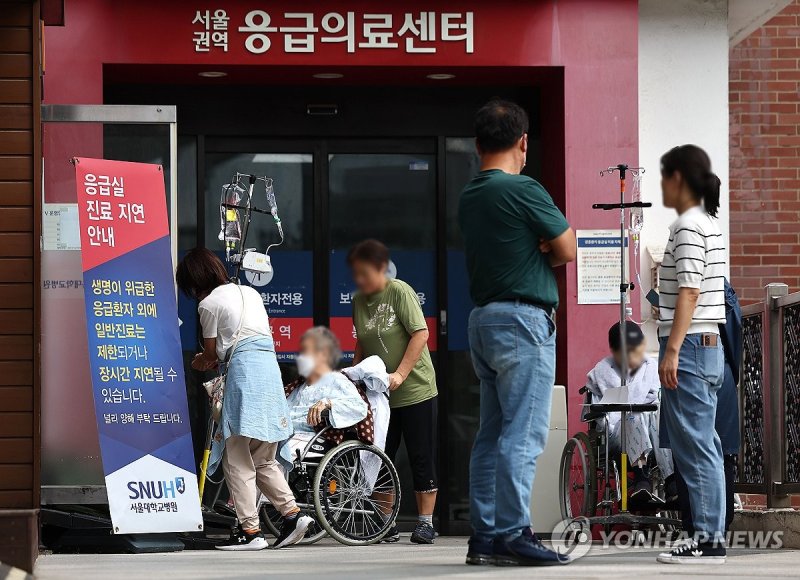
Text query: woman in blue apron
176 248 311 551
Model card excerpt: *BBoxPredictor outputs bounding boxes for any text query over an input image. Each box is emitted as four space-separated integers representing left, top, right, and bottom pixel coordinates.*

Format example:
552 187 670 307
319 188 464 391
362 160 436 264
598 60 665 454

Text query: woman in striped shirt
655 145 728 566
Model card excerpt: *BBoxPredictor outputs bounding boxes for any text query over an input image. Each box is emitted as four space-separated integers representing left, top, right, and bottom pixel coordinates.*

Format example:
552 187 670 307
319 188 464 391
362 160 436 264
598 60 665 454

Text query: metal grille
784 304 800 483
741 313 765 485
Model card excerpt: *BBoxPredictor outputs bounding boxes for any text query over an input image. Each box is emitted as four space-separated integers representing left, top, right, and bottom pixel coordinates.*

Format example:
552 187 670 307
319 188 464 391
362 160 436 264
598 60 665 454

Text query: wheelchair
559 385 681 533
259 417 401 546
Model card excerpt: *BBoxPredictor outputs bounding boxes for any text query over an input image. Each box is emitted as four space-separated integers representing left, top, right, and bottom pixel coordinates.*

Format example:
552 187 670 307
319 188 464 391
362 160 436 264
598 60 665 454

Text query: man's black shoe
466 534 494 565
493 528 569 566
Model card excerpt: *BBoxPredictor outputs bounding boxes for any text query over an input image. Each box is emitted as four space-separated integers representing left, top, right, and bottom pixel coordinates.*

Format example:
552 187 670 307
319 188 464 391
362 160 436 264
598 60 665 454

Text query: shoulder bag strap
225 284 246 364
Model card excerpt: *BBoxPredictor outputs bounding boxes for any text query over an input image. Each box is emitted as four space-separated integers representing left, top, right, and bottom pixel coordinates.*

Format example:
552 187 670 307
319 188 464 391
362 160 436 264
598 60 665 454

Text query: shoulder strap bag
203 285 246 422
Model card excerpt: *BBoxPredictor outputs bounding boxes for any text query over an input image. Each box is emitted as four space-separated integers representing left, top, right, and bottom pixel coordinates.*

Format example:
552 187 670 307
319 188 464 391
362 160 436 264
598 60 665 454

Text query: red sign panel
75 159 169 272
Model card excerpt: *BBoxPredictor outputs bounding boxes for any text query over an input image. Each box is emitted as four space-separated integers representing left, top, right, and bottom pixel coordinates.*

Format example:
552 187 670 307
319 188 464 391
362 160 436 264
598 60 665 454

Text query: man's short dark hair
474 99 529 153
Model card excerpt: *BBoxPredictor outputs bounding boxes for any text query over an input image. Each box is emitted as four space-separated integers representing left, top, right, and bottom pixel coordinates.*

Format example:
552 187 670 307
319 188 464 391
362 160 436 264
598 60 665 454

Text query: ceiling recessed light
313 73 344 79
198 71 227 78
426 73 455 80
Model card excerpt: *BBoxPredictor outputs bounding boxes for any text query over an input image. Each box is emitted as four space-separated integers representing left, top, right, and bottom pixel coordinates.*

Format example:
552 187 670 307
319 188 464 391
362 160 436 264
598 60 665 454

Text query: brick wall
730 1 800 304
730 3 800 511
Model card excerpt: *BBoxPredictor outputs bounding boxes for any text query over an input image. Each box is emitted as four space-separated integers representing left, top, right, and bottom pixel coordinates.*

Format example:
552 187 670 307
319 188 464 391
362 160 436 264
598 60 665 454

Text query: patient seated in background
586 321 675 502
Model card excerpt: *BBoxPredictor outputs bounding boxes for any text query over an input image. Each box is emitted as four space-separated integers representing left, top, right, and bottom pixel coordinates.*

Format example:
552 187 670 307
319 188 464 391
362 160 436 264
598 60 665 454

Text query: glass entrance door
198 136 479 531
326 140 438 358
326 139 438 523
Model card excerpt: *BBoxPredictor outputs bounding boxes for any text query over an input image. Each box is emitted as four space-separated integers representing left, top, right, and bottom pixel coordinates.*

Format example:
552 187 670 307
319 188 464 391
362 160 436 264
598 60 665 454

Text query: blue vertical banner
75 158 203 534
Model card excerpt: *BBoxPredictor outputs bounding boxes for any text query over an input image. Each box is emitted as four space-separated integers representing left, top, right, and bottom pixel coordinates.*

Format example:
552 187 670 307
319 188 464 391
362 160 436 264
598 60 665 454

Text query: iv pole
593 164 650 513
220 173 281 281
593 164 650 387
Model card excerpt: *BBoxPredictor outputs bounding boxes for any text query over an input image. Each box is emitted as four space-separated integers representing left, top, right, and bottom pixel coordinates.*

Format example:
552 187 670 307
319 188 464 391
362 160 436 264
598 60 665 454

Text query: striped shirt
658 205 727 337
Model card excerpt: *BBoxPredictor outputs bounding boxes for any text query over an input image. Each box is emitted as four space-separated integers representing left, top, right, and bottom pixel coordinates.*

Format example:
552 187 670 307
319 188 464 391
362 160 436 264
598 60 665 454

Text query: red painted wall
44 0 638 433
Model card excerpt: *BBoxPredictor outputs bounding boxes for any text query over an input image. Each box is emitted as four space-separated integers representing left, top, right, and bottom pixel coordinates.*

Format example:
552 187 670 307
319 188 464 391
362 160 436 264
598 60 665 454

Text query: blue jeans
468 301 556 539
659 334 725 543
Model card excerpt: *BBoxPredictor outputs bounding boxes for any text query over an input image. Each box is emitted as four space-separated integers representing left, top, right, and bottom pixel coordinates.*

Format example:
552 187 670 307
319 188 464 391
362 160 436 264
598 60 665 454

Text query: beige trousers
222 435 297 530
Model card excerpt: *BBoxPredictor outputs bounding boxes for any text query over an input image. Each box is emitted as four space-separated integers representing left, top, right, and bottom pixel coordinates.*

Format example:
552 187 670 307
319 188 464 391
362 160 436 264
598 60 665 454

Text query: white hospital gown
586 356 674 477
286 372 368 435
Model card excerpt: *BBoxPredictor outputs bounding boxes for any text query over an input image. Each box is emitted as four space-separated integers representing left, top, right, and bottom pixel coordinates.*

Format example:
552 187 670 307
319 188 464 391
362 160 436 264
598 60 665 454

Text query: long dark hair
175 247 230 299
660 145 721 217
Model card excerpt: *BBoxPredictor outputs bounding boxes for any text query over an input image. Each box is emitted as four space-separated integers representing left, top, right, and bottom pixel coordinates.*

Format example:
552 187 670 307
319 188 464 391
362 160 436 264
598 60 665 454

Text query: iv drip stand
594 164 651 388
594 163 651 514
231 175 256 282
220 173 277 282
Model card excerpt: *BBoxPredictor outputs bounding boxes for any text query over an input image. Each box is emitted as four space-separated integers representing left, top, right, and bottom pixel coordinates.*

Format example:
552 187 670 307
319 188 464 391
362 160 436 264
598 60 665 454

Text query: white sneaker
657 539 726 564
216 529 269 551
272 514 313 549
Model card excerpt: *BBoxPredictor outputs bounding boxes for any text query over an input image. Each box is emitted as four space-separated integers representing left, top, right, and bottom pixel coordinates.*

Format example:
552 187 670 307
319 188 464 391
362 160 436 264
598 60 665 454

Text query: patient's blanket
342 356 390 452
342 356 391 491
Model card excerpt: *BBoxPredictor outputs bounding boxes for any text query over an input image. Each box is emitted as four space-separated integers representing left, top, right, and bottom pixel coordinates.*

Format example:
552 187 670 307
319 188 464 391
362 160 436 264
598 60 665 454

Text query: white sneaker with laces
273 514 313 549
216 529 269 551
657 539 726 564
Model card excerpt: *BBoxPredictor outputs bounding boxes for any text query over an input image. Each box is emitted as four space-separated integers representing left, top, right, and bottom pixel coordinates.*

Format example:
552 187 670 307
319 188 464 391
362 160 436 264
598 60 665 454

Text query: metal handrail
741 302 765 317
737 283 800 505
775 291 800 309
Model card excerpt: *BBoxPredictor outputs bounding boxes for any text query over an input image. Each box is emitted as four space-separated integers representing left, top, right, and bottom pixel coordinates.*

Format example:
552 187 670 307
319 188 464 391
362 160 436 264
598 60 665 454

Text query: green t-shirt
352 278 437 409
458 169 570 308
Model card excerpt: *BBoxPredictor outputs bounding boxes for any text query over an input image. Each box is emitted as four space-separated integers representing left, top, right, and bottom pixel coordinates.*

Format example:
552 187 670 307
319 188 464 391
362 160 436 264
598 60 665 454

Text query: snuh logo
127 477 186 500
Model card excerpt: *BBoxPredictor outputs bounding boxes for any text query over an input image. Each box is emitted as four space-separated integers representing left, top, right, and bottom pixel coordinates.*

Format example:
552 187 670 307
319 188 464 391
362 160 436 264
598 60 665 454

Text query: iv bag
630 171 644 235
219 183 244 244
264 179 278 216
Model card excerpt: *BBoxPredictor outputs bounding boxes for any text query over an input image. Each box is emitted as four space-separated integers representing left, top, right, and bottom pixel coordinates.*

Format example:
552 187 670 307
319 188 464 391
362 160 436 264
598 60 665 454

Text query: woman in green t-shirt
348 239 438 545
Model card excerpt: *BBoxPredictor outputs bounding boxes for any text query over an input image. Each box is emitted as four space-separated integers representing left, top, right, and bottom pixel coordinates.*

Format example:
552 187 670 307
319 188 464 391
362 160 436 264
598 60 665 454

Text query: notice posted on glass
576 229 629 305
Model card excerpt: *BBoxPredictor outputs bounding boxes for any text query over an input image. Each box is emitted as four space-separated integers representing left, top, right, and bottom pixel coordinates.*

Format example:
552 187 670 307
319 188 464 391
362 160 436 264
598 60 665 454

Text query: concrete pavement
35 536 800 579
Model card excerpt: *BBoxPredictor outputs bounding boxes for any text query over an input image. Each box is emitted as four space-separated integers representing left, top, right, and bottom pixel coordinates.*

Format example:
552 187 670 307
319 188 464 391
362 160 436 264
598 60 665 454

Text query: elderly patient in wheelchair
285 326 370 455
586 321 675 504
260 326 399 545
283 326 391 458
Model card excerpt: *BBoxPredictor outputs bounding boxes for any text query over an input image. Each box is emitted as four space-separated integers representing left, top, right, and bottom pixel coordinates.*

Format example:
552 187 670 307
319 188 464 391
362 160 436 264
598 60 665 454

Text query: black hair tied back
703 170 721 218
660 144 721 217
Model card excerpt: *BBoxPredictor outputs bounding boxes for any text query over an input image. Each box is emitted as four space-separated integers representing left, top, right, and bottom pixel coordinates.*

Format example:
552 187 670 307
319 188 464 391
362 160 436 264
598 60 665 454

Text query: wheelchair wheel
260 502 327 545
313 440 401 546
559 432 596 520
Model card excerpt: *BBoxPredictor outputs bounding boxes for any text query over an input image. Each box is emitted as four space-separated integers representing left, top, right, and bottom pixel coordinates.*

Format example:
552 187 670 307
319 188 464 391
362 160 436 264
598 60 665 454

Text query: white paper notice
43 203 81 251
596 384 629 405
576 229 629 305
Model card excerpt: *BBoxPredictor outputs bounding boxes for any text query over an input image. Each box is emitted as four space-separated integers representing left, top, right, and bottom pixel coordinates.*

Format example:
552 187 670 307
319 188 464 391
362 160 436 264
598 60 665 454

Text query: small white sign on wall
577 229 629 305
43 203 81 251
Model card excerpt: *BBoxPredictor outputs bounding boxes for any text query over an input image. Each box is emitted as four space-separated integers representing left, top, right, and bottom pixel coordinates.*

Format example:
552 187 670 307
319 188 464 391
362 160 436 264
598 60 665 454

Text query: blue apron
208 335 292 474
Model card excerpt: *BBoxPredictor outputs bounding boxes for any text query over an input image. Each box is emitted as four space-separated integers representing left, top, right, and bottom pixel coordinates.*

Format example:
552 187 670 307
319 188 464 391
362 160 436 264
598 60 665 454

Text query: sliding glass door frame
197 135 458 532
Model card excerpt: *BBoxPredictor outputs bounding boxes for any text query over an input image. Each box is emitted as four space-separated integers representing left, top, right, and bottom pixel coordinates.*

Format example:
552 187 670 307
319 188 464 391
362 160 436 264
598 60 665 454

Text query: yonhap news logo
551 517 593 560
127 477 186 500
549 516 785 559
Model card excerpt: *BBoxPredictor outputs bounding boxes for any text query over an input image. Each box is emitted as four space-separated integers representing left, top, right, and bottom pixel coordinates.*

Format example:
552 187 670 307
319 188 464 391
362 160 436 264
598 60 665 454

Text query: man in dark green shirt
460 99 576 567
459 170 571 309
